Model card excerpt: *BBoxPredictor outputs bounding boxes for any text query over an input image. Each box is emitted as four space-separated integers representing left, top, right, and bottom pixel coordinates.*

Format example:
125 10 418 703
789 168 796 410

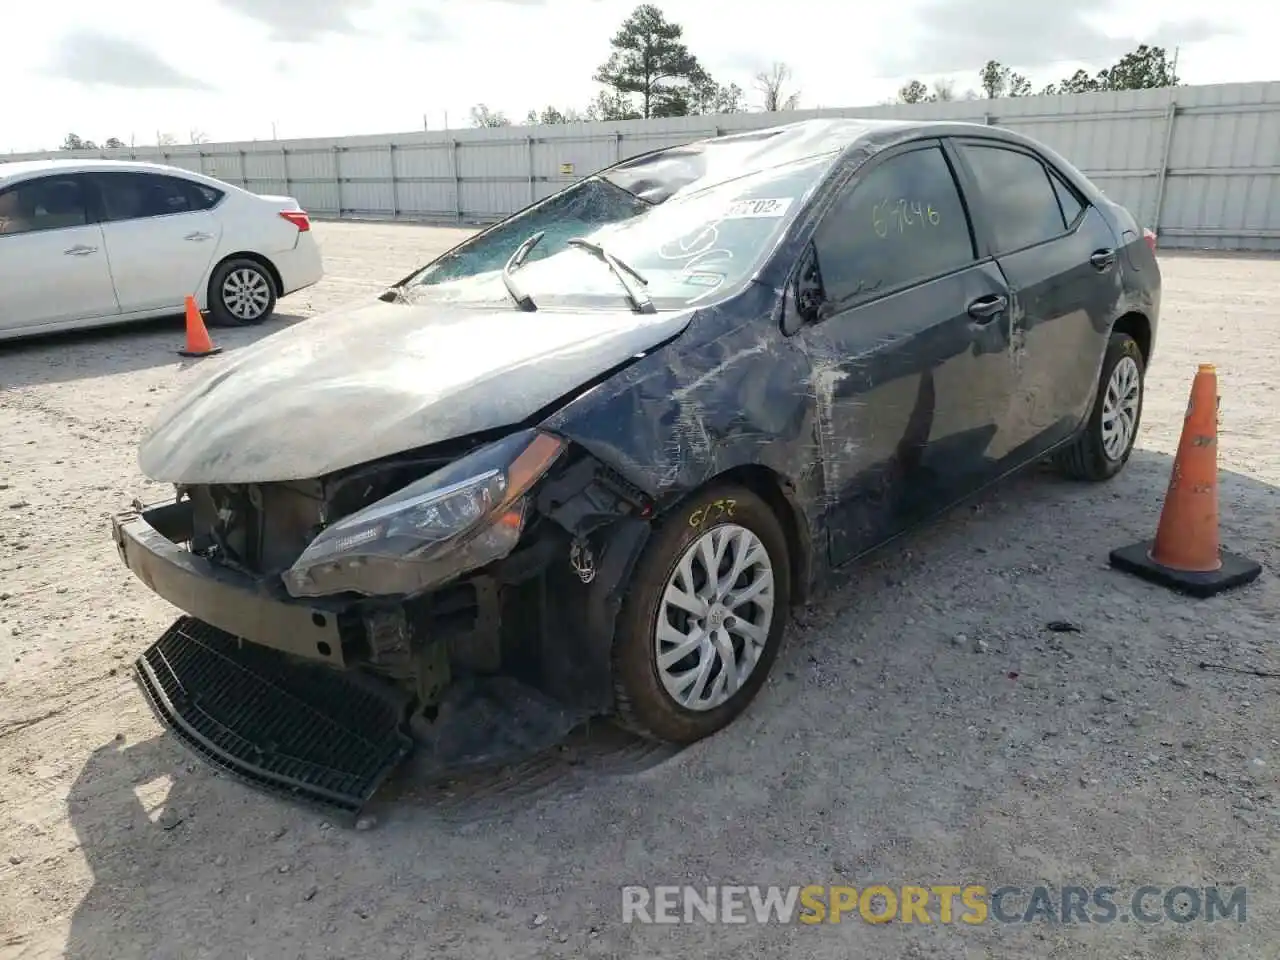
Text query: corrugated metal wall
10 81 1280 250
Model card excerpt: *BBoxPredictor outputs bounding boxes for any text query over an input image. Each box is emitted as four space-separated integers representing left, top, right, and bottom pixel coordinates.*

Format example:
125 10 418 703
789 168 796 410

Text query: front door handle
184 231 213 242
1090 248 1118 270
967 294 1008 322
63 245 97 256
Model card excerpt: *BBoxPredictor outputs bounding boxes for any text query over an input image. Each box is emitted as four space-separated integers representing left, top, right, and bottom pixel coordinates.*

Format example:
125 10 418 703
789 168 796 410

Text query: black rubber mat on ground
135 616 413 819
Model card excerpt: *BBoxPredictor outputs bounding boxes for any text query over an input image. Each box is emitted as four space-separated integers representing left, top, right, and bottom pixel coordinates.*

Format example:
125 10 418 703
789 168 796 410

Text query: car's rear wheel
1053 330 1145 481
612 484 791 744
208 257 277 326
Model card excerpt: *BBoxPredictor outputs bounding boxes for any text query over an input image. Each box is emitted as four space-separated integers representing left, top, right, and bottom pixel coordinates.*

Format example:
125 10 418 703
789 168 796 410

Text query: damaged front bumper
111 498 351 667
111 450 656 814
111 496 607 816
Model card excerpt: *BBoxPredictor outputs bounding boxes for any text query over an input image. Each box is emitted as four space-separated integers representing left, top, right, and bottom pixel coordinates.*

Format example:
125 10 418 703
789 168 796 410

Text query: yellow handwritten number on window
873 202 888 238
872 198 941 236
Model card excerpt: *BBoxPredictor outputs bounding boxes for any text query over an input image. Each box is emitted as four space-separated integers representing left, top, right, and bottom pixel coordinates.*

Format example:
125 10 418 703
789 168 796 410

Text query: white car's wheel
208 257 277 326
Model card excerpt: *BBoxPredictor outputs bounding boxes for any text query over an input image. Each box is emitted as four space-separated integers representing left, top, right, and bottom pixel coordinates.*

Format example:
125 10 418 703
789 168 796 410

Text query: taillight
279 210 310 232
1142 227 1157 253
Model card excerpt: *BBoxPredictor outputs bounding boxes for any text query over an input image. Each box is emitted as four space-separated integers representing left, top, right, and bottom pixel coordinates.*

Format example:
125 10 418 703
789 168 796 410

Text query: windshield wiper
566 237 655 314
501 231 545 311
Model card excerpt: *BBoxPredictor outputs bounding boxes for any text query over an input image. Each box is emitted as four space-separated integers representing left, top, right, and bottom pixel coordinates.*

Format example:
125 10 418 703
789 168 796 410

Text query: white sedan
0 158 323 340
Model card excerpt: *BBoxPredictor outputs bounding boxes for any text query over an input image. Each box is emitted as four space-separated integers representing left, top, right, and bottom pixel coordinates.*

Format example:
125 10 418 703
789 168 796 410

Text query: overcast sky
1 0 1267 152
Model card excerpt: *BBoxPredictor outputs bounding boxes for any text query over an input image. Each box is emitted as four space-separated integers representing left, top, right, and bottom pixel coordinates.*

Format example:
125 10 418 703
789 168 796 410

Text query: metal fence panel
9 81 1280 248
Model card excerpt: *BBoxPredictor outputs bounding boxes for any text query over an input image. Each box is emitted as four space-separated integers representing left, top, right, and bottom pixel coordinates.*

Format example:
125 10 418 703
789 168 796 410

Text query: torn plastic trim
535 450 655 540
282 430 566 599
539 514 653 714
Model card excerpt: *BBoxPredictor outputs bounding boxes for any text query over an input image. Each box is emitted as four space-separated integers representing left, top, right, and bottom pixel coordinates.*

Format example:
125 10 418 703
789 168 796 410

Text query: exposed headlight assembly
283 429 565 598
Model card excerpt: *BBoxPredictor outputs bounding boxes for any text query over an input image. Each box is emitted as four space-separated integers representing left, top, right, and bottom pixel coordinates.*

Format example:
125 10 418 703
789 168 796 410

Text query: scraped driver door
797 141 1015 565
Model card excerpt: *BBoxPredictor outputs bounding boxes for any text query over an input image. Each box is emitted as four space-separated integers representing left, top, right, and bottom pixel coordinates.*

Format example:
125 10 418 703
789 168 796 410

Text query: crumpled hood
138 299 694 484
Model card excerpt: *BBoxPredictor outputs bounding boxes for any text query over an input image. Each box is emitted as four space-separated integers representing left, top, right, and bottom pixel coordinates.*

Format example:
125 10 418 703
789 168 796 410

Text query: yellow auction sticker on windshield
723 197 793 219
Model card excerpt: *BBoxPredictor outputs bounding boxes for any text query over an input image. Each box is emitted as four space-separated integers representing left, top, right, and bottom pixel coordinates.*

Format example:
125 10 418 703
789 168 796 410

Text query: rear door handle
1090 249 1117 270
184 231 213 242
63 245 97 256
967 294 1008 322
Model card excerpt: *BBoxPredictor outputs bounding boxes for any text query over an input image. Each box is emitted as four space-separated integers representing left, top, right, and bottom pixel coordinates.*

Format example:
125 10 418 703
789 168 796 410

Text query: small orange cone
179 295 221 358
1110 363 1260 597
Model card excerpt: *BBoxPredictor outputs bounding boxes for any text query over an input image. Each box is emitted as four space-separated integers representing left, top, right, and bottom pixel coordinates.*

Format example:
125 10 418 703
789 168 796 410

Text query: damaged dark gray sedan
112 118 1161 813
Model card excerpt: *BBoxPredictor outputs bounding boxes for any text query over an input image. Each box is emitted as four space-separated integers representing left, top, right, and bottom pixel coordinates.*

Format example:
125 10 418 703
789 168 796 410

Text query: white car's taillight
279 210 311 232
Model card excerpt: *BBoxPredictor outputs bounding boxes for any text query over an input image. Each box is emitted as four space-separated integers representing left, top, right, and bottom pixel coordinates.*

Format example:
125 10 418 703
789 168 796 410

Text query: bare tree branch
753 61 801 112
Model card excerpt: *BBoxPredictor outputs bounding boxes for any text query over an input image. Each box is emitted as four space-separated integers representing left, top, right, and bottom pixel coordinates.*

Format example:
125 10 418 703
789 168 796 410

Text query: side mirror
781 242 825 336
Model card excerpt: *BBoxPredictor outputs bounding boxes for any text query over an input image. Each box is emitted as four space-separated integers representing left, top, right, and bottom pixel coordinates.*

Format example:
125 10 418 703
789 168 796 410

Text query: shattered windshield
399 150 838 311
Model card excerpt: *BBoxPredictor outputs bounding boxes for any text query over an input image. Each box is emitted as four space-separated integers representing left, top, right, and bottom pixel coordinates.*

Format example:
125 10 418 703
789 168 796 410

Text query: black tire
1053 331 1145 481
612 484 791 744
207 257 277 327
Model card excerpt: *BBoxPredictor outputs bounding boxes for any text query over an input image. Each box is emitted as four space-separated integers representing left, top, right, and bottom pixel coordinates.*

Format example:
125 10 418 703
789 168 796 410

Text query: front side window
813 145 976 307
0 177 89 236
958 144 1067 253
400 151 838 311
95 173 199 222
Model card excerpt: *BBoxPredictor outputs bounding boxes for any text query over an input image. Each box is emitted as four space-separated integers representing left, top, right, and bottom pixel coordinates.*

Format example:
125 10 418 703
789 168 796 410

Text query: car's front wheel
1053 330 1145 481
208 257 277 326
612 484 791 744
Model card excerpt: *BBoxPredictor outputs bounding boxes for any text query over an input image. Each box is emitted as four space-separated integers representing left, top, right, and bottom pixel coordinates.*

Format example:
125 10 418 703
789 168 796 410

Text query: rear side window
189 182 224 210
95 172 205 221
0 177 89 236
1049 170 1084 226
958 144 1067 253
813 145 976 306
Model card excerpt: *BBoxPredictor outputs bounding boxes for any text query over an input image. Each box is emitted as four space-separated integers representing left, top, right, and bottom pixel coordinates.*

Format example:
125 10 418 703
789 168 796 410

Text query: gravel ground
1 222 1277 960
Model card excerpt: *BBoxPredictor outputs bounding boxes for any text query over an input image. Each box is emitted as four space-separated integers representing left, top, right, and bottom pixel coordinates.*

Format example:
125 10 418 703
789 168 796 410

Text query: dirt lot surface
1 222 1277 959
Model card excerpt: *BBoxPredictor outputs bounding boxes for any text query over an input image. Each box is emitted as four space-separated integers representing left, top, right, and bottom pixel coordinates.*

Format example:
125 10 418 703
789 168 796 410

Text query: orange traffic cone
178 295 221 358
1109 363 1260 597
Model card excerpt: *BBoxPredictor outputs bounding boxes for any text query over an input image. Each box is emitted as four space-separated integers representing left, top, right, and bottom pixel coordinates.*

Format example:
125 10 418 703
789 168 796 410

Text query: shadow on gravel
0 312 309 391
59 449 1277 960
375 718 683 822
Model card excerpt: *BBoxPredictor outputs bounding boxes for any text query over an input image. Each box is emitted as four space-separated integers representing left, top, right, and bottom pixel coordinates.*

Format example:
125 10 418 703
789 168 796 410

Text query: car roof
0 157 220 188
691 116 1051 161
598 117 1063 205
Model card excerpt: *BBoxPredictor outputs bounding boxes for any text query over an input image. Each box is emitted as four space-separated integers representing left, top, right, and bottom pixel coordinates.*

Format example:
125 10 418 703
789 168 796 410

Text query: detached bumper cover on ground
134 617 414 816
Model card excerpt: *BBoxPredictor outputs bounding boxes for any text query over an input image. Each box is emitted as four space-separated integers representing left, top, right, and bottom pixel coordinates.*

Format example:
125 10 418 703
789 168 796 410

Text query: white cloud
0 0 1270 154
46 30 214 91
217 0 378 41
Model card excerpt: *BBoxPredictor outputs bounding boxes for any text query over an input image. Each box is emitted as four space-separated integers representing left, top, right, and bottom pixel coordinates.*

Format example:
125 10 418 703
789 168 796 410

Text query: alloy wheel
654 523 776 712
221 267 272 321
1101 355 1141 460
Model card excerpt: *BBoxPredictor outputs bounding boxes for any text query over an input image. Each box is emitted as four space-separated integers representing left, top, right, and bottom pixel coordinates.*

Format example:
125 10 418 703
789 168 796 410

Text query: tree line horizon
55 3 1184 149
